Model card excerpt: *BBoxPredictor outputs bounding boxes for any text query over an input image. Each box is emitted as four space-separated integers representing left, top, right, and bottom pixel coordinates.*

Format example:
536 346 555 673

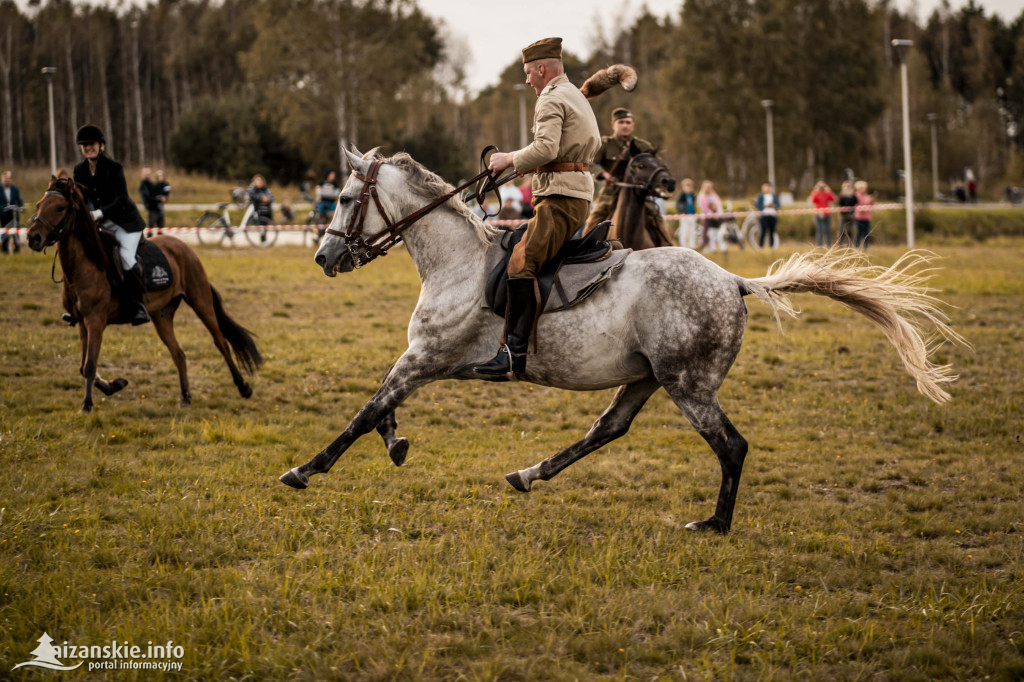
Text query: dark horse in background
26 177 262 412
590 139 676 250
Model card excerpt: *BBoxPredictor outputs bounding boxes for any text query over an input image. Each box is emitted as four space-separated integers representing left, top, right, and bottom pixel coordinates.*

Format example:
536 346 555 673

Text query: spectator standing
139 167 161 230
675 178 697 248
1 170 24 253
965 168 977 202
698 180 725 253
809 180 836 247
498 181 523 217
154 170 171 230
853 180 874 250
837 180 857 247
954 180 967 203
753 181 779 250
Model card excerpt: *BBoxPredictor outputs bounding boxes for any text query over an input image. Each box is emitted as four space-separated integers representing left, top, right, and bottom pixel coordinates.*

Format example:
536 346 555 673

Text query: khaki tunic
512 74 601 201
508 73 601 279
588 134 660 229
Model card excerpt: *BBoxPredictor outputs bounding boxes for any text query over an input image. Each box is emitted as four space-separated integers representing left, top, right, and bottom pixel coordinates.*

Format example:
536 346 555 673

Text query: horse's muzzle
27 230 44 252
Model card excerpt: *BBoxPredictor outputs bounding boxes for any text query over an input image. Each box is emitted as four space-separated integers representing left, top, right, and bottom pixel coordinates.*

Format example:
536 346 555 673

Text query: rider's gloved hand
89 209 103 221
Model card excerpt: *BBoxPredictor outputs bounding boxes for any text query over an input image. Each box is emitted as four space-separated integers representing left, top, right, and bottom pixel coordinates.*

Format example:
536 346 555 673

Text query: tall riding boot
123 264 151 326
473 277 538 380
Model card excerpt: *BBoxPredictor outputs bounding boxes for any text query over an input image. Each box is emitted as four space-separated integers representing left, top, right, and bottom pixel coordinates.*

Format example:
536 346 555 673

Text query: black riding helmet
75 124 105 145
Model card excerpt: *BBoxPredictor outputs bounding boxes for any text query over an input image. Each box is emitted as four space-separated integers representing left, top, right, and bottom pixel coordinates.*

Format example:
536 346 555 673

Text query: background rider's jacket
73 153 145 232
512 73 601 202
592 135 655 197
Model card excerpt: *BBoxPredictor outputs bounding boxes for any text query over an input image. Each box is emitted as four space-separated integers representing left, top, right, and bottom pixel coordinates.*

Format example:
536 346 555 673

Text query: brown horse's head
27 176 80 251
623 145 676 198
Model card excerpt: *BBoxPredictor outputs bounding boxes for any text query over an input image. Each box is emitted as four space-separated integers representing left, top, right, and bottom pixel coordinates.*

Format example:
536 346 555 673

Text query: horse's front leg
79 313 107 413
374 364 408 466
280 353 435 489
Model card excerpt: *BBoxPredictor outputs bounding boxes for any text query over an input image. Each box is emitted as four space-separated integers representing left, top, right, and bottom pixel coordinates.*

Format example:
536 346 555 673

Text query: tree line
1 0 1021 197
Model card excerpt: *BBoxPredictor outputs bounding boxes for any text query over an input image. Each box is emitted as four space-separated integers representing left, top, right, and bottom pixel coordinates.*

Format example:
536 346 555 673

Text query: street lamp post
761 99 775 188
926 113 939 200
513 84 530 150
892 39 915 249
41 67 57 176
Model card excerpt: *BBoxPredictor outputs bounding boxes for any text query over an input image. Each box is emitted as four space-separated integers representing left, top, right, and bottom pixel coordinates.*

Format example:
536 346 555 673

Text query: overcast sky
417 0 1024 94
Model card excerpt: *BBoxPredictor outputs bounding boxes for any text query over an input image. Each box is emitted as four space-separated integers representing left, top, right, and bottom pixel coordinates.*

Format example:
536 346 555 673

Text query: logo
11 631 184 673
149 264 170 286
11 633 82 671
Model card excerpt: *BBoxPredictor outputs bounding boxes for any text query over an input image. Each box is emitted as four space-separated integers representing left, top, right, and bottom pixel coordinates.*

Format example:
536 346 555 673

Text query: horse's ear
344 148 369 175
629 139 642 156
361 146 381 161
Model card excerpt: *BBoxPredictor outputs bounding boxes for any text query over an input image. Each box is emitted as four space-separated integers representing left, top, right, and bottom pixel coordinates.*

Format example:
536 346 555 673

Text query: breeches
103 221 143 269
508 195 590 280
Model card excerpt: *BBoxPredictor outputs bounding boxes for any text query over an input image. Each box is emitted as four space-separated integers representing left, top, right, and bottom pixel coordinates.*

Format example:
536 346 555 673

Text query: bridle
621 153 673 197
325 148 518 268
30 179 76 247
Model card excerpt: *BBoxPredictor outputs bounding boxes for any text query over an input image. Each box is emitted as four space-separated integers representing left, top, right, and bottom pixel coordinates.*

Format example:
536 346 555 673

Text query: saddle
484 220 630 317
98 233 174 293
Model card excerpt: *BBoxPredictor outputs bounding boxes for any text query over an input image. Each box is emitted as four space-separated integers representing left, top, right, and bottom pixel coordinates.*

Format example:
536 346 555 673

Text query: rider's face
612 118 634 138
79 141 101 161
524 62 545 95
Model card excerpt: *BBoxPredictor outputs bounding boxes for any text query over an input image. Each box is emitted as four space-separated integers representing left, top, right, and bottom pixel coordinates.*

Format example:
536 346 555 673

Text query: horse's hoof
279 467 309 489
113 378 128 392
238 382 253 399
179 393 192 408
505 470 532 493
80 403 93 414
388 438 409 467
684 517 730 534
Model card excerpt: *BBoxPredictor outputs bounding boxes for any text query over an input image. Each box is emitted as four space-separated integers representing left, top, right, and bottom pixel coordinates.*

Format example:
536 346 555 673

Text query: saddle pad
137 238 173 292
484 221 630 317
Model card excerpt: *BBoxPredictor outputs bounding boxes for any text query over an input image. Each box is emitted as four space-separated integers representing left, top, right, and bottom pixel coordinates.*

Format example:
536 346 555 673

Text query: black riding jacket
73 153 145 232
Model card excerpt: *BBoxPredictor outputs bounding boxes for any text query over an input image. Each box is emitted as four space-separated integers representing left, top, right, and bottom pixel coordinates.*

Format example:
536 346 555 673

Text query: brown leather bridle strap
324 156 519 267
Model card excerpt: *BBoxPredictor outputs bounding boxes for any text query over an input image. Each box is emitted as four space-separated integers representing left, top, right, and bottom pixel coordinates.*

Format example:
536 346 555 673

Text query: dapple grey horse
280 148 963 533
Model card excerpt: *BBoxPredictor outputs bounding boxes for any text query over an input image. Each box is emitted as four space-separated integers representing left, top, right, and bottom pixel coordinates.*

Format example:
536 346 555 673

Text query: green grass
1 240 1022 680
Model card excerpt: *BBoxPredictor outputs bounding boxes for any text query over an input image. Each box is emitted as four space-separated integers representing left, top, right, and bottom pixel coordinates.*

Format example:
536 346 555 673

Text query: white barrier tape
1 224 328 235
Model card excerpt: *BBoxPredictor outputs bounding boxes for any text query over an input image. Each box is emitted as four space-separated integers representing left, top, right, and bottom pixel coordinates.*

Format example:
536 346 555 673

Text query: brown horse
605 147 677 250
26 176 262 412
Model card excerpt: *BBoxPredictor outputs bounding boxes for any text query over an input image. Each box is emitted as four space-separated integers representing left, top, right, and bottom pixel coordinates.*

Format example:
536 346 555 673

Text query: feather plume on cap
579 64 639 99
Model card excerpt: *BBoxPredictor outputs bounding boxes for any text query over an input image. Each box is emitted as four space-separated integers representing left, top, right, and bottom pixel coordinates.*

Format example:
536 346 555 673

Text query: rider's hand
90 209 103 221
488 152 514 173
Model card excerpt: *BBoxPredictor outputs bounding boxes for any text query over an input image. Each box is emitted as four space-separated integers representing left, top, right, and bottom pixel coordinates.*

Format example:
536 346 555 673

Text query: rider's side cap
522 37 562 64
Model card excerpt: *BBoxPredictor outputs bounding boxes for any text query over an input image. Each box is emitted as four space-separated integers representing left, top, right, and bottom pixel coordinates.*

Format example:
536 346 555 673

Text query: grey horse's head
314 147 401 276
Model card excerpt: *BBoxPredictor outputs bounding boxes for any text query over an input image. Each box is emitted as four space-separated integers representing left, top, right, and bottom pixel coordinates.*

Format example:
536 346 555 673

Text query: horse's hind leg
505 377 661 492
186 288 251 399
663 386 747 534
151 305 191 406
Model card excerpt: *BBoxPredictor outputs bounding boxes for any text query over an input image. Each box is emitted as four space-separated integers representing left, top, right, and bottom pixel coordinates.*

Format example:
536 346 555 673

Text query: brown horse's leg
186 287 251 399
505 377 661 492
150 306 191 407
79 314 107 413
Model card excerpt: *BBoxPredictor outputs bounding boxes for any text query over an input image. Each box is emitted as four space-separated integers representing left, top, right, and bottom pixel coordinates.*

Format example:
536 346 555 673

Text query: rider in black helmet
72 124 149 325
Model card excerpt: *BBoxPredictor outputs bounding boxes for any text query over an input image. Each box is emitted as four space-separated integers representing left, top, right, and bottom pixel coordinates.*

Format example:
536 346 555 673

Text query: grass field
1 239 1022 680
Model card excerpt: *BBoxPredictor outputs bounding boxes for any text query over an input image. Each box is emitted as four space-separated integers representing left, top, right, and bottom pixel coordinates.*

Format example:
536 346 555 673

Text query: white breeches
103 221 142 269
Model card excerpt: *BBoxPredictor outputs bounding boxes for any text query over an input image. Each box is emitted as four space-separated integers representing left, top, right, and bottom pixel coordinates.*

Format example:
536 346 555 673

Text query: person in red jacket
808 180 836 247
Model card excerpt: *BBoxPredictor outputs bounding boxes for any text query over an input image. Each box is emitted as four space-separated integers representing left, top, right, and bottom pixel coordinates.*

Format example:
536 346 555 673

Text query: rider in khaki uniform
473 37 601 380
586 108 663 233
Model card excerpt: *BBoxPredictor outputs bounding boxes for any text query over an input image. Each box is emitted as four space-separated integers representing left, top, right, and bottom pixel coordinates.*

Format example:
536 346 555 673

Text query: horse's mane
58 179 109 270
378 151 504 245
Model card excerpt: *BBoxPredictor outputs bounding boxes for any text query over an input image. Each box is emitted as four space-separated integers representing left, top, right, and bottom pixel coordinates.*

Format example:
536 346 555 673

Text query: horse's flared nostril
28 233 41 250
314 253 327 267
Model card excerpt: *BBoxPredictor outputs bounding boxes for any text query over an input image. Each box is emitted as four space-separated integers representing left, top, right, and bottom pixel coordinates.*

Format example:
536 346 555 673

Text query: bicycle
194 189 280 247
741 212 780 250
304 206 332 247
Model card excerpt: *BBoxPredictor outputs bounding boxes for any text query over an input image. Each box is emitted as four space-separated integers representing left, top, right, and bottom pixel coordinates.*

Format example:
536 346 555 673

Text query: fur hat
612 108 633 122
522 37 562 64
579 64 639 99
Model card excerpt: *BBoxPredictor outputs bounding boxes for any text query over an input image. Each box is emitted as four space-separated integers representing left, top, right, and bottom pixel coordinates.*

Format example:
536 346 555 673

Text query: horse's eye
338 196 352 205
56 206 65 212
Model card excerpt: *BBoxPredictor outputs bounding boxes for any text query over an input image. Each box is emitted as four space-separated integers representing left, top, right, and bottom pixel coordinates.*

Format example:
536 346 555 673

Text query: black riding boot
123 264 151 326
473 277 538 380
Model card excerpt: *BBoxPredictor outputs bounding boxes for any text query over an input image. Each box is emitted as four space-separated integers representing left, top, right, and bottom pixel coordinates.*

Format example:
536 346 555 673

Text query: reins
30 185 77 284
325 148 521 268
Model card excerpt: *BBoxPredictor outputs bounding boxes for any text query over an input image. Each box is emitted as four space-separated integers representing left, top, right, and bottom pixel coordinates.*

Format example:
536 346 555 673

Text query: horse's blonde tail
741 248 969 404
